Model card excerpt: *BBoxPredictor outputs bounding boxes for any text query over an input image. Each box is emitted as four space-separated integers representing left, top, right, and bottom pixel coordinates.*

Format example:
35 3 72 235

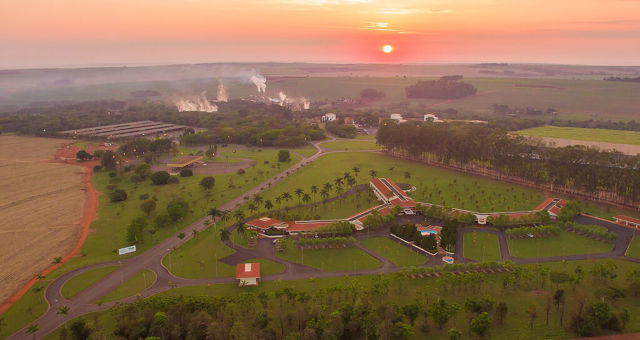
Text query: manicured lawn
463 231 502 262
627 236 640 258
277 241 381 271
508 230 613 258
515 126 640 145
244 258 285 275
360 237 428 266
322 140 382 151
0 276 52 339
97 269 155 304
355 134 376 140
278 191 379 221
61 266 119 299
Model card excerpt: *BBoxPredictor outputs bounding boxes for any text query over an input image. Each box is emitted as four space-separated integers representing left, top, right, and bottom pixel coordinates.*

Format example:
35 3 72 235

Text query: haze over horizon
1 0 640 69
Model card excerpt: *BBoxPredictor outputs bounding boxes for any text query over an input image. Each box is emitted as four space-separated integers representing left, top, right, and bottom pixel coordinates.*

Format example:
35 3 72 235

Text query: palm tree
347 177 356 188
33 285 44 304
26 324 39 340
264 200 274 211
248 203 258 215
352 166 360 177
252 194 263 206
233 210 245 223
369 169 377 178
343 172 352 181
334 177 343 187
208 207 227 232
310 185 318 202
275 196 282 207
320 189 330 201
57 305 70 328
302 193 311 205
281 192 292 206
294 188 304 205
323 182 332 192
237 223 247 235
220 229 230 242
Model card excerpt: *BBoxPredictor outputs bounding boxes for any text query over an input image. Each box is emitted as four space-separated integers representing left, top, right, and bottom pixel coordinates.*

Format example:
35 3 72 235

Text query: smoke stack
217 79 228 102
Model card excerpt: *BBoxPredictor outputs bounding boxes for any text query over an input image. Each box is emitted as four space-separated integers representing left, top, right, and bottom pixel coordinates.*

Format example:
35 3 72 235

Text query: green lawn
97 269 155 304
277 191 379 221
244 258 285 276
508 230 613 258
463 231 502 262
355 134 376 140
60 266 119 299
321 140 383 151
360 237 428 266
277 241 381 271
0 277 52 339
515 126 640 145
626 236 640 258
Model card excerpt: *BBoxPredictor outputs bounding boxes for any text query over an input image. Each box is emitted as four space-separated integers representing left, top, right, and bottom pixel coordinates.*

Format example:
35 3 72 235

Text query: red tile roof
236 263 260 279
534 198 555 211
614 215 640 225
390 198 416 208
370 178 393 197
549 206 561 216
246 217 287 230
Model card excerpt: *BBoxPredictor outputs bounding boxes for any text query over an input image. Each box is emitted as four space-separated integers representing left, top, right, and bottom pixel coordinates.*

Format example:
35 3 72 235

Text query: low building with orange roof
236 263 261 286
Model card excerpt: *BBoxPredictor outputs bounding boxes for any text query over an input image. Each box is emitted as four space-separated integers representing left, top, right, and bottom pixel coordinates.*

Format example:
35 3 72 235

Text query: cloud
375 8 452 15
277 0 371 5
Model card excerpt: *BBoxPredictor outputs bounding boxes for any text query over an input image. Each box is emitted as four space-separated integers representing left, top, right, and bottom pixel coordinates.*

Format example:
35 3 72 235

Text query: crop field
515 126 640 145
0 136 85 305
463 231 502 262
508 230 612 258
360 237 427 266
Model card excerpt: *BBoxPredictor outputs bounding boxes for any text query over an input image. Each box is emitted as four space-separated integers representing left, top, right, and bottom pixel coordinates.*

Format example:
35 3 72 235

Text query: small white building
424 114 442 122
322 113 337 122
390 114 406 123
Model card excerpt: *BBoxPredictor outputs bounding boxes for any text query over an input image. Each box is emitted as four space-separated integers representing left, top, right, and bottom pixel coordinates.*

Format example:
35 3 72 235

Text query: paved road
8 138 640 339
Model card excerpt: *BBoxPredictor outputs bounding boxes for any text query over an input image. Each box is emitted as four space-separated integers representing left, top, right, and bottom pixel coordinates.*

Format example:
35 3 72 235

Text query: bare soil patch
533 136 640 156
0 136 88 309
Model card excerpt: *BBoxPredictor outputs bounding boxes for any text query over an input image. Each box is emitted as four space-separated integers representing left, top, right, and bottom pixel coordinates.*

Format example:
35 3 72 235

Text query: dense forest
377 121 640 204
325 121 357 138
0 100 325 147
405 79 477 99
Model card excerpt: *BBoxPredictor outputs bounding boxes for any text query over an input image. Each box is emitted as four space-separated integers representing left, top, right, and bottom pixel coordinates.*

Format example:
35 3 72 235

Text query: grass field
515 126 640 145
0 276 52 339
41 258 640 340
355 134 376 140
360 237 428 266
277 240 381 271
508 230 613 258
321 140 383 151
97 269 155 304
463 231 502 262
626 236 640 258
60 266 118 299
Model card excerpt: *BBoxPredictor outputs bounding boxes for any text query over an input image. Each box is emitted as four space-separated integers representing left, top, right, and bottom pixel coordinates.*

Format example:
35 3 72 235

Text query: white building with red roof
613 215 640 229
236 263 261 286
369 178 416 213
246 217 288 232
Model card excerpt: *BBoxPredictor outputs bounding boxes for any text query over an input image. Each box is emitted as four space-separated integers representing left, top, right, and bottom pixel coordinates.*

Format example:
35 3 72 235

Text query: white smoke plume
278 91 287 106
175 91 218 112
216 79 228 102
302 98 310 110
250 70 267 93
275 91 311 110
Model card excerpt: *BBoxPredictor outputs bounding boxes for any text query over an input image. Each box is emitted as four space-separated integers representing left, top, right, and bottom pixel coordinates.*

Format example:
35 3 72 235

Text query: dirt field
528 136 640 155
0 136 86 305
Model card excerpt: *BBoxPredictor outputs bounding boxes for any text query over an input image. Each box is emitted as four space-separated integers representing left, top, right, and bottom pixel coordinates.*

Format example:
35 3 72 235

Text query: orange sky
1 0 639 68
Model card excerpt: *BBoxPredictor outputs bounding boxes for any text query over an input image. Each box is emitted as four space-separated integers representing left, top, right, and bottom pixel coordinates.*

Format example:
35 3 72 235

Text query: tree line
377 121 640 206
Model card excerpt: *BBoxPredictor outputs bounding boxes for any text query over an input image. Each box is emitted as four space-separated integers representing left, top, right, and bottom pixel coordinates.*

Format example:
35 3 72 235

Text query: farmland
0 136 85 305
515 126 640 145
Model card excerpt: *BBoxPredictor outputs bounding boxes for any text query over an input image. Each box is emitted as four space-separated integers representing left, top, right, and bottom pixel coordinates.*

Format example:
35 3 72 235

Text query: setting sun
382 44 393 54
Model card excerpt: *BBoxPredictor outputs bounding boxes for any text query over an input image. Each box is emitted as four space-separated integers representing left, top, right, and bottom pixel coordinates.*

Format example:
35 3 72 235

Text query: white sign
118 245 136 255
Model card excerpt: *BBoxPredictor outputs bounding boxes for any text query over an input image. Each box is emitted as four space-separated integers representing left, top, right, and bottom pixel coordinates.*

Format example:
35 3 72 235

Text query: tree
69 319 92 340
233 210 245 223
140 199 156 216
109 189 127 202
369 169 377 178
360 88 386 100
208 207 226 224
101 150 116 170
26 324 39 340
220 229 230 241
52 256 62 263
150 171 170 185
134 163 151 178
179 168 193 177
310 185 318 202
248 203 258 215
167 198 188 221
127 217 148 243
237 223 247 235
470 312 492 337
527 303 537 329
302 193 311 205
430 300 455 329
264 200 274 211
448 328 462 340
278 150 291 162
200 176 215 190
57 305 70 329
495 302 508 325
75 150 92 161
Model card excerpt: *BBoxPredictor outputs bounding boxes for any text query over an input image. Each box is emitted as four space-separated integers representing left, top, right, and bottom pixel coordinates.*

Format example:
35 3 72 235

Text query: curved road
7 138 640 339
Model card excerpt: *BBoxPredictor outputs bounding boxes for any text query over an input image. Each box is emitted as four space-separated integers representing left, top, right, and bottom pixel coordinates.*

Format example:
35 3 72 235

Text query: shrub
123 164 135 172
167 198 189 221
200 176 215 190
139 193 150 200
129 174 144 183
150 171 170 185
110 189 127 202
109 172 117 178
76 150 92 161
93 165 102 172
237 168 245 175
179 169 193 177
168 176 179 184
135 163 151 178
278 150 291 162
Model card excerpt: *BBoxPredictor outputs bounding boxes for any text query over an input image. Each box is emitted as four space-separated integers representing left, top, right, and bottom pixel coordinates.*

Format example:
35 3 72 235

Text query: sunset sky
1 0 639 68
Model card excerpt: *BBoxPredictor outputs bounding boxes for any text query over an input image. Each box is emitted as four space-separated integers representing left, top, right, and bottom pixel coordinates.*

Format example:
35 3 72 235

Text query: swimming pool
420 230 438 236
